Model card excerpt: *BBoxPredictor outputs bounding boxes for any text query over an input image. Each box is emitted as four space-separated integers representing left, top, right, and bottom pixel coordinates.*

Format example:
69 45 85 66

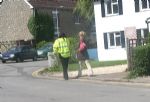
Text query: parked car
37 43 53 59
0 45 37 63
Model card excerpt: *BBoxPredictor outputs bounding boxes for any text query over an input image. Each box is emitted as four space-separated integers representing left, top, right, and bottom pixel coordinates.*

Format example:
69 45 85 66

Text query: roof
0 0 33 42
29 0 77 9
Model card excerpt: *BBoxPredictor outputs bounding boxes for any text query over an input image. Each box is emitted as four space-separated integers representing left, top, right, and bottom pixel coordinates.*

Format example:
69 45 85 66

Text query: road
0 60 150 102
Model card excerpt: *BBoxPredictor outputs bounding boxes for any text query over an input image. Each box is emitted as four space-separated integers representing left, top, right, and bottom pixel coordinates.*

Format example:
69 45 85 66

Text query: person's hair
59 33 66 38
79 31 86 37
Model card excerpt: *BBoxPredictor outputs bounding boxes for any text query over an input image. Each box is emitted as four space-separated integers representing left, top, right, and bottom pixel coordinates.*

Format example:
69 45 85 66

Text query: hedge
129 44 150 78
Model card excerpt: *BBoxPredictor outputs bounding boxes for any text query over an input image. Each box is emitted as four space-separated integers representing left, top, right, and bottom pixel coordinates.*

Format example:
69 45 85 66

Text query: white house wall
94 0 150 61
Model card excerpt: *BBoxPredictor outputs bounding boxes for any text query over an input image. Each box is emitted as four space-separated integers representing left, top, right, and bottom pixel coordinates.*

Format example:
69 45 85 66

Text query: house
29 0 98 59
29 0 96 40
0 0 34 52
93 0 149 61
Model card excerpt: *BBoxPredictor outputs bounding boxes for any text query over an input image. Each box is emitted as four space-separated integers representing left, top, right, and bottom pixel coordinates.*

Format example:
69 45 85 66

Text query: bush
147 33 150 43
28 11 54 43
129 44 150 78
36 41 48 49
69 36 79 63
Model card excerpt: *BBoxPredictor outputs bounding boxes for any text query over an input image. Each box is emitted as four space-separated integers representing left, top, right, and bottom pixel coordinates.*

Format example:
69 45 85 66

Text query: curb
75 78 150 88
32 68 150 88
32 68 64 80
32 68 45 78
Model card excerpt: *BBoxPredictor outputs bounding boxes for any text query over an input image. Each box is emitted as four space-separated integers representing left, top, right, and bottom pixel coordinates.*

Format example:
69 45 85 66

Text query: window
105 0 119 15
52 10 59 37
135 0 150 12
74 13 80 24
101 0 123 17
140 0 150 10
136 28 148 39
136 28 148 45
103 31 125 49
108 32 121 48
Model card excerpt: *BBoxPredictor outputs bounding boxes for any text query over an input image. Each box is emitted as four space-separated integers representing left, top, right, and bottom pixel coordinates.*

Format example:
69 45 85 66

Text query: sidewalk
32 64 150 87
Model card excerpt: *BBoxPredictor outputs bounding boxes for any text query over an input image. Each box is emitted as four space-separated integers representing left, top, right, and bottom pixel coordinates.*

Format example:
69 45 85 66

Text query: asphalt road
0 60 150 102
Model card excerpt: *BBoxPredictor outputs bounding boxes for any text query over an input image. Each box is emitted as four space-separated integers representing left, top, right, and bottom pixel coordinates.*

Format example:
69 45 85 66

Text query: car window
22 46 29 52
39 44 52 50
15 47 21 52
8 47 16 51
7 47 18 52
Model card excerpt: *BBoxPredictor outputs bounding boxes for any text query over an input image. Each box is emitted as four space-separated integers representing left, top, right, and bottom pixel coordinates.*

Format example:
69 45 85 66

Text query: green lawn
90 60 127 68
40 60 127 74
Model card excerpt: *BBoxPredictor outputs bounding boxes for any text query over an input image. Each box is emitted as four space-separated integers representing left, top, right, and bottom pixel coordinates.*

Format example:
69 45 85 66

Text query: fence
126 38 148 70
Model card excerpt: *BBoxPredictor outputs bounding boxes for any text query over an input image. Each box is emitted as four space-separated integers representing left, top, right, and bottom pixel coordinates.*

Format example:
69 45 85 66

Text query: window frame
105 0 119 16
107 32 122 48
139 0 150 11
74 13 80 24
137 28 148 38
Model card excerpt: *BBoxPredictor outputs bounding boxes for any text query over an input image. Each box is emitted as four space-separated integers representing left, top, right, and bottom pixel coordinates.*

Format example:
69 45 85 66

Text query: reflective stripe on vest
58 38 70 58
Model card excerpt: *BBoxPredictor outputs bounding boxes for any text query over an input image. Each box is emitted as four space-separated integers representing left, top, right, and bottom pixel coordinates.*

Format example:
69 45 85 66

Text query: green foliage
74 0 94 21
40 60 127 73
28 15 37 36
39 66 62 74
129 44 150 78
28 11 54 43
69 36 79 63
36 41 49 49
48 66 62 72
147 33 150 43
90 60 127 68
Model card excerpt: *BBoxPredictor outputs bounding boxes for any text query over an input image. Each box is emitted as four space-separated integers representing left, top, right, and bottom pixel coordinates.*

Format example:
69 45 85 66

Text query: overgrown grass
40 60 127 74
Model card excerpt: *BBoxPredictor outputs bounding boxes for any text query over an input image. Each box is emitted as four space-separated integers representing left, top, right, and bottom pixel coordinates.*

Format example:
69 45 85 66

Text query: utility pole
55 6 64 37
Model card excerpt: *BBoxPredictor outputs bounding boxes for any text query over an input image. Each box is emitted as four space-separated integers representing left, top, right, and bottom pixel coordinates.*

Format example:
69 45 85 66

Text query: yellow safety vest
53 37 70 58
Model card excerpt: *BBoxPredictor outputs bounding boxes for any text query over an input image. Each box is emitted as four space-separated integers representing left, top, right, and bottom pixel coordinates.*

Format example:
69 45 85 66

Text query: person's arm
78 41 86 52
53 39 59 54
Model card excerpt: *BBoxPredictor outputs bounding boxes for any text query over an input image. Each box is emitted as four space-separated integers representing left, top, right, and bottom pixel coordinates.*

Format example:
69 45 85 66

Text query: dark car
0 45 37 63
37 43 53 59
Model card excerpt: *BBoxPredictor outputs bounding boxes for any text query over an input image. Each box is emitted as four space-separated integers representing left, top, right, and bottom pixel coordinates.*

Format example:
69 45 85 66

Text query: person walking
76 31 93 78
53 33 71 80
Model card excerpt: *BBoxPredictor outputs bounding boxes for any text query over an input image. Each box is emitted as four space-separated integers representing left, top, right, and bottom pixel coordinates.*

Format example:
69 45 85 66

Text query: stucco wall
0 0 33 42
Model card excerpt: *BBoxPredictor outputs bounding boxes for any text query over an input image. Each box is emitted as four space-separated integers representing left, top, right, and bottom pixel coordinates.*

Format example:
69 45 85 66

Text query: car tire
16 57 23 63
46 56 48 60
2 60 6 63
33 56 37 61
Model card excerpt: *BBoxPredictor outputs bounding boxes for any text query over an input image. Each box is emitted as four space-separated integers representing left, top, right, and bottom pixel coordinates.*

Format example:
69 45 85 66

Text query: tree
28 11 54 43
74 0 94 21
74 0 109 21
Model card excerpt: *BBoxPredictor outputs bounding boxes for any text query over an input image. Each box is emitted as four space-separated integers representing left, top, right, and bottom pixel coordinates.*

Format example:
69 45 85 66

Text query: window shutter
136 29 141 39
134 0 139 12
143 29 148 38
104 33 108 49
118 0 123 15
136 29 141 45
101 0 105 17
121 31 125 48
